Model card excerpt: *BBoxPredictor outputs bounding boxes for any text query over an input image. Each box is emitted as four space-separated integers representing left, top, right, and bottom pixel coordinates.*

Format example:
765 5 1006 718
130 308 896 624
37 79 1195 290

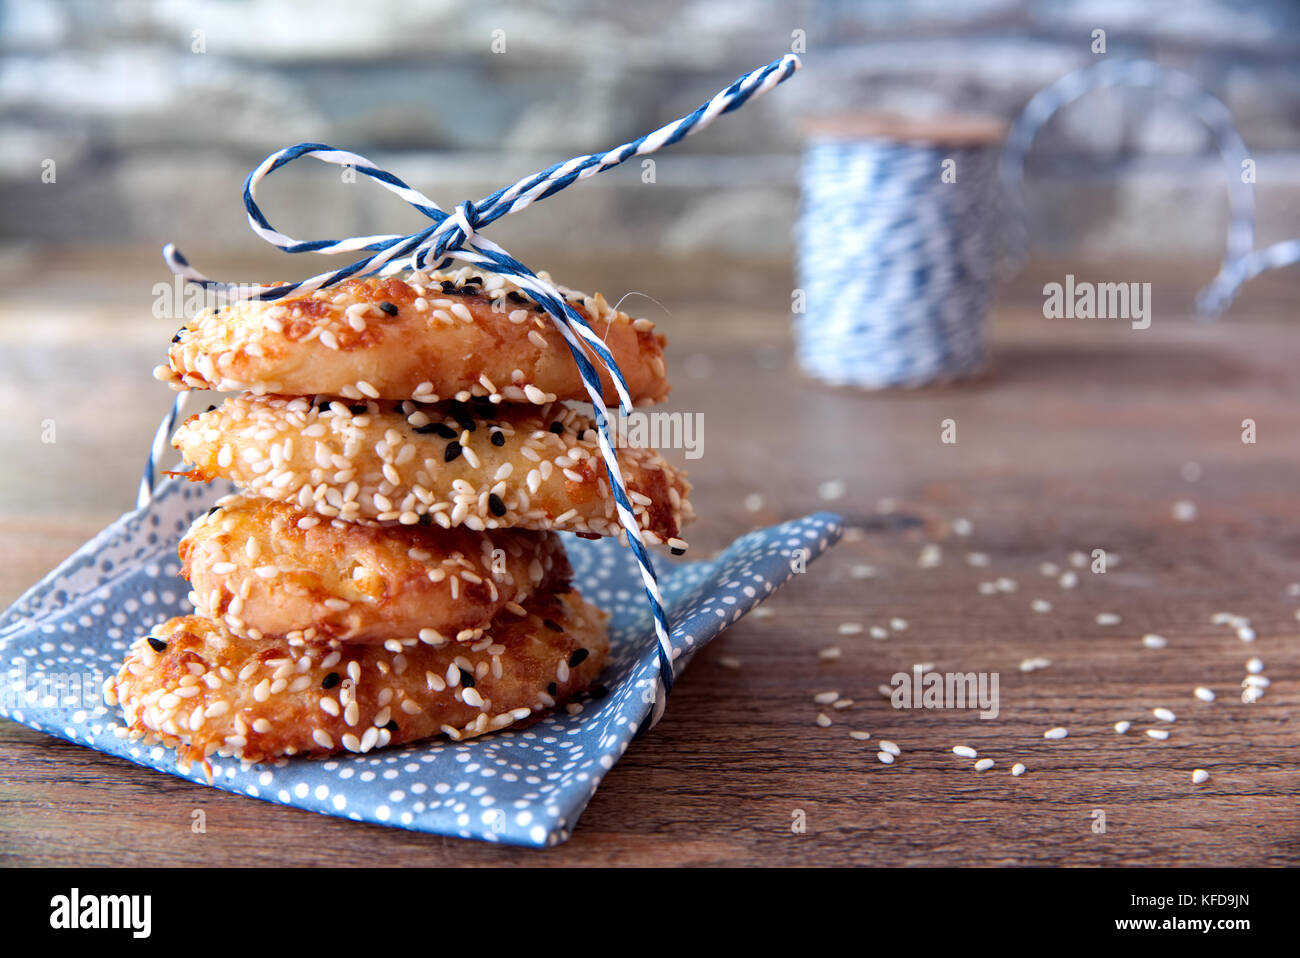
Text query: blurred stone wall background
3 0 1300 269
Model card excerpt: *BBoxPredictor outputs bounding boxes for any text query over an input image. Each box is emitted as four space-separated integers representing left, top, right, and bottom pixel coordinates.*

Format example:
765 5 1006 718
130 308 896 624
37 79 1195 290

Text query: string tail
137 393 187 509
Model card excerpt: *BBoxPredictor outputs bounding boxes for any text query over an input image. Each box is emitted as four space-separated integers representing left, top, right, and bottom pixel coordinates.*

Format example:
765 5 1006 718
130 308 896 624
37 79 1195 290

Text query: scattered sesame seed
1153 707 1176 722
1096 612 1121 626
1237 626 1256 642
1114 720 1131 733
879 740 900 756
1011 763 1026 777
951 518 973 536
837 622 864 636
818 646 842 661
1191 769 1209 785
849 731 871 741
818 479 846 501
966 552 990 567
718 656 742 670
1146 728 1170 741
850 564 877 579
1172 500 1198 522
876 751 894 765
974 758 994 772
1194 687 1215 702
1058 571 1079 589
1031 599 1053 613
952 745 977 758
1043 727 1068 740
1142 634 1168 649
813 690 840 705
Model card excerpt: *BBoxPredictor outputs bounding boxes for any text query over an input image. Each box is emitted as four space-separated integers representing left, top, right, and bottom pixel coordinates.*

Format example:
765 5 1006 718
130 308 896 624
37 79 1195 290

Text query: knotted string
147 53 802 719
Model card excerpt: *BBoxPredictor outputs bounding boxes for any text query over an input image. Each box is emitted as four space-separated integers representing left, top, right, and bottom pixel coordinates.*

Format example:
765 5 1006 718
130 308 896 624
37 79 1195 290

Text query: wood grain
1 254 1297 865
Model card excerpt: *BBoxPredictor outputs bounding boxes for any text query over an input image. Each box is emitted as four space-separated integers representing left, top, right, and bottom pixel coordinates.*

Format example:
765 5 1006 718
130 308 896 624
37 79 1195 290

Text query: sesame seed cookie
107 587 609 768
172 393 694 545
181 494 572 646
155 267 670 406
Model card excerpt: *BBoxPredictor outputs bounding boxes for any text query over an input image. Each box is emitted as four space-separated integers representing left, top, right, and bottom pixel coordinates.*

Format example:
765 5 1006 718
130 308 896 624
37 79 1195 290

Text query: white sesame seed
1142 634 1168 649
815 713 832 728
869 625 889 639
996 577 1018 593
1058 571 1079 589
1172 500 1198 522
1011 763 1026 777
1114 720 1131 733
1153 707 1176 722
1194 687 1216 702
1237 626 1256 642
1096 612 1121 626
1146 728 1170 740
952 518 973 536
1192 769 1209 785
718 656 742 670
889 617 908 631
850 564 877 579
818 646 842 660
974 758 994 772
952 745 978 759
879 740 900 756
876 751 894 765
966 552 990 567
813 690 840 705
838 622 864 635
1043 727 1068 740
1031 599 1053 613
1246 657 1263 674
849 731 871 741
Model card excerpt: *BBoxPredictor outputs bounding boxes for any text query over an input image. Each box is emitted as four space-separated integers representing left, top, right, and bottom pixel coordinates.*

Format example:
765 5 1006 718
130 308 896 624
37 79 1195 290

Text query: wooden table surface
1 249 1297 866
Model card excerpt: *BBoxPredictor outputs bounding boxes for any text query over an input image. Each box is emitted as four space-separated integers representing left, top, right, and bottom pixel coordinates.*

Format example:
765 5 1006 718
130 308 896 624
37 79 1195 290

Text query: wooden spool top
804 111 1007 147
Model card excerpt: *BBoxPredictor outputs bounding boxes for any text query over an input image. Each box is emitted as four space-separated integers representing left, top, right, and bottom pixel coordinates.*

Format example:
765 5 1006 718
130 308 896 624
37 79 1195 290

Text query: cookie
155 267 670 406
107 588 609 768
181 494 571 646
173 394 693 545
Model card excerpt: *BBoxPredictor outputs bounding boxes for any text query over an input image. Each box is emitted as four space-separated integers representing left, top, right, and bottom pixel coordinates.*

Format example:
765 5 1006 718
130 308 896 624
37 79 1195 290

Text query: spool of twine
795 113 1006 390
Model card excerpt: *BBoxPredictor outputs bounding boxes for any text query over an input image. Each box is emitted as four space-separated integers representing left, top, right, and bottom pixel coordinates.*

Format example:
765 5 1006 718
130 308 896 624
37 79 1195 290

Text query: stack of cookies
107 267 693 770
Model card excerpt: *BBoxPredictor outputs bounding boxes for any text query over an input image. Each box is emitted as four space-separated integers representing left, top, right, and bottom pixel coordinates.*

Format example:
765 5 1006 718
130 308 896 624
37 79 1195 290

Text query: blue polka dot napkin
0 478 842 847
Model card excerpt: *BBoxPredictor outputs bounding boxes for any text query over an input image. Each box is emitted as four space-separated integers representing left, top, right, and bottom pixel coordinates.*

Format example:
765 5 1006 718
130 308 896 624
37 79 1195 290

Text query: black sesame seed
548 421 566 435
489 429 506 447
147 637 167 652
205 506 220 517
171 330 183 343
507 291 527 305
349 404 368 415
463 276 483 286
414 422 458 438
377 300 398 316
488 493 506 517
543 618 563 632
547 682 558 696
670 546 686 556
321 671 340 689
206 404 217 412
418 512 433 525
383 719 399 733
444 440 462 463
568 648 589 667
459 667 475 688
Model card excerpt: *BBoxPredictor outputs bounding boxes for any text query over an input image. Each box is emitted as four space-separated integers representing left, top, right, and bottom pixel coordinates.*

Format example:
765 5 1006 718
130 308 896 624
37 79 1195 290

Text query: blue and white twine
143 53 802 723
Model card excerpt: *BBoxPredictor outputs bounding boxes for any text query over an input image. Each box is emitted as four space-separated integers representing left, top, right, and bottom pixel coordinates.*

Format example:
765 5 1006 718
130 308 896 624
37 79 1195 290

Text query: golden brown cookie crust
106 588 609 767
155 267 670 406
180 494 572 646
